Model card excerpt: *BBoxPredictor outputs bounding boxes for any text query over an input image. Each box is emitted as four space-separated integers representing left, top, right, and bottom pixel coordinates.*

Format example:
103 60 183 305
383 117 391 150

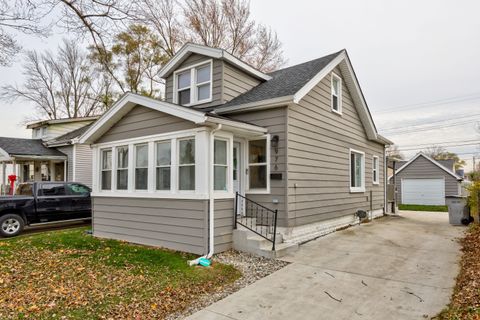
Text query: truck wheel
0 214 24 237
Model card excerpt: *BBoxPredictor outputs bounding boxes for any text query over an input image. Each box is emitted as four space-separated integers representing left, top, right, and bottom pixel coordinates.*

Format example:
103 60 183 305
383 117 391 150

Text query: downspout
384 146 387 214
188 124 222 266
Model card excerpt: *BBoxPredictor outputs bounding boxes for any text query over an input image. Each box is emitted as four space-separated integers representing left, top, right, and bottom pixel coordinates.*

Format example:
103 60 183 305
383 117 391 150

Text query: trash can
445 195 468 225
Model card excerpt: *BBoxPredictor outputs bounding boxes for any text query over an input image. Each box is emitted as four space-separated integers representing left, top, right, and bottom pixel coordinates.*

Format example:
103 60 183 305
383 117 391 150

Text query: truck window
39 184 66 196
67 184 90 196
16 184 33 196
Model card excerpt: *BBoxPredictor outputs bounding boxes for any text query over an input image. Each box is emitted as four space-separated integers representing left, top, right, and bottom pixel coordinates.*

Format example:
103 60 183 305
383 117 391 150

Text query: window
41 127 47 137
179 138 195 190
67 183 90 195
373 156 380 185
214 139 227 191
135 144 148 190
175 62 212 106
101 149 112 190
248 139 267 190
156 141 171 190
331 73 342 113
116 146 129 190
350 149 365 192
39 183 66 196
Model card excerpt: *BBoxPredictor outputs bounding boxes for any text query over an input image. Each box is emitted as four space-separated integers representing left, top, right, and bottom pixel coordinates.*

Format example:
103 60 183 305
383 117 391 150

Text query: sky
0 0 479 170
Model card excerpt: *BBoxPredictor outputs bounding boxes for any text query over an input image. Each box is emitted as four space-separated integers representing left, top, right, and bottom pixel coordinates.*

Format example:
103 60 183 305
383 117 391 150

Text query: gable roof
26 116 99 129
0 137 66 160
79 93 267 144
395 152 463 180
159 43 271 81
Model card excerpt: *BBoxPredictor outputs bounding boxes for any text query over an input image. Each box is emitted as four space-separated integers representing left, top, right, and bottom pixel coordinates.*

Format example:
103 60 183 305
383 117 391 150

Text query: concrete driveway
187 211 464 320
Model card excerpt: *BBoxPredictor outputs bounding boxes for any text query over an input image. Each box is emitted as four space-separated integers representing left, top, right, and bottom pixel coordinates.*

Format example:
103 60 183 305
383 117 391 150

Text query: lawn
399 204 448 212
0 227 240 319
438 224 480 319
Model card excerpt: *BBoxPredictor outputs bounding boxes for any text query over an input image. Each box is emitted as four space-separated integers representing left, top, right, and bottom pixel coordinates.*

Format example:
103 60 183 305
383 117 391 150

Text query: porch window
116 146 128 190
214 139 227 191
350 149 365 192
179 138 195 190
331 73 342 114
135 144 148 190
101 149 112 190
174 62 212 106
156 141 171 190
373 155 379 185
248 139 267 190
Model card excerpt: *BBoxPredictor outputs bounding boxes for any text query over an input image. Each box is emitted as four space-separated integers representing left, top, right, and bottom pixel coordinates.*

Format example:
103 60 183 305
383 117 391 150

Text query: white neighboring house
0 117 98 193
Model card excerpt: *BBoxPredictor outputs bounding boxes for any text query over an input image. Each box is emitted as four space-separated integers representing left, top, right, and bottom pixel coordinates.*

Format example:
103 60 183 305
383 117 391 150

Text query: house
390 152 463 206
79 43 392 257
0 117 97 192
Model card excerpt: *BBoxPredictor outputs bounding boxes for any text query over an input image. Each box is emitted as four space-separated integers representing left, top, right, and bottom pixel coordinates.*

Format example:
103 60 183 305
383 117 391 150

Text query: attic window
174 61 212 106
331 73 342 114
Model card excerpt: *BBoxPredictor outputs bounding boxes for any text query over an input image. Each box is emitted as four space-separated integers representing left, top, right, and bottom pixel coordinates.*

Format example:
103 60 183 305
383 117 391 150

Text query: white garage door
402 178 445 205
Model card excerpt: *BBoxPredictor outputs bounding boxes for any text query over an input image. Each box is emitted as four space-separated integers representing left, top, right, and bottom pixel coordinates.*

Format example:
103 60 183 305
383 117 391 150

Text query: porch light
271 135 279 154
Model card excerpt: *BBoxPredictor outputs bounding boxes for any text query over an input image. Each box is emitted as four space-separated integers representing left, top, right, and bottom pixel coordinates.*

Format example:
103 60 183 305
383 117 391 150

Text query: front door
233 142 245 215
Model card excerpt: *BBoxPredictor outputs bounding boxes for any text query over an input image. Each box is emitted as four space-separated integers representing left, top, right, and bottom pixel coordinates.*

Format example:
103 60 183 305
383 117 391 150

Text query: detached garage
391 153 463 206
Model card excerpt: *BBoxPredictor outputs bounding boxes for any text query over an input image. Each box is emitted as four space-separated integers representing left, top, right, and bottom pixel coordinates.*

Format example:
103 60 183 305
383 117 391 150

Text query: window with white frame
178 138 195 190
248 139 268 190
372 155 379 185
101 149 112 190
135 144 149 190
156 141 171 190
214 139 228 191
175 62 212 106
331 73 342 113
116 146 128 190
350 149 365 192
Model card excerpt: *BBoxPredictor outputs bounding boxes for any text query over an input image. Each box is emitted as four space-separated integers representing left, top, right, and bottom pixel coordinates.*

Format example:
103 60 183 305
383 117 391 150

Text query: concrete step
232 229 298 259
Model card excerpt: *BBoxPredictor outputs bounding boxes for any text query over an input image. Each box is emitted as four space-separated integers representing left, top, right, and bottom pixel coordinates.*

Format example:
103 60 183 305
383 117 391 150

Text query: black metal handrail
234 192 278 251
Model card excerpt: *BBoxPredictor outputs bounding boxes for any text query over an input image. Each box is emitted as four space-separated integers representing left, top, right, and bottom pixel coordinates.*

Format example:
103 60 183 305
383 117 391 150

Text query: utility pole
474 156 476 173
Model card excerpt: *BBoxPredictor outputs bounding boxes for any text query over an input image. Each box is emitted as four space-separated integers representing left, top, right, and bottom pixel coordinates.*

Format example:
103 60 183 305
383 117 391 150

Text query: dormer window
174 61 212 106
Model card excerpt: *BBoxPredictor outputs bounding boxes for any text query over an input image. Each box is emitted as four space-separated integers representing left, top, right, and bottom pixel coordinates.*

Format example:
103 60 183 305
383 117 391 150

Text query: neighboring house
0 117 98 192
390 153 463 206
79 43 392 257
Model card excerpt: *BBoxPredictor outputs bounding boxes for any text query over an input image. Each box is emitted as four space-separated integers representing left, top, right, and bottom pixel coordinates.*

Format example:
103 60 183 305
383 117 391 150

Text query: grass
399 204 448 212
0 227 241 319
437 224 480 319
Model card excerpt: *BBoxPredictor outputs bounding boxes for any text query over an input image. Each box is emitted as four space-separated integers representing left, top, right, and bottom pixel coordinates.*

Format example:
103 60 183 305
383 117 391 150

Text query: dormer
159 43 271 108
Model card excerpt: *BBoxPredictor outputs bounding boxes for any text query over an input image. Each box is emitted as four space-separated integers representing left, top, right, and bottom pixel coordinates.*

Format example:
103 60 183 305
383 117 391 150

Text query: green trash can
445 195 468 225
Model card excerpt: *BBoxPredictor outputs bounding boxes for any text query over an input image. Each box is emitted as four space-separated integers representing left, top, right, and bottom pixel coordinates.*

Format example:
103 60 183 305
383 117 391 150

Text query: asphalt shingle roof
0 137 66 157
213 50 343 110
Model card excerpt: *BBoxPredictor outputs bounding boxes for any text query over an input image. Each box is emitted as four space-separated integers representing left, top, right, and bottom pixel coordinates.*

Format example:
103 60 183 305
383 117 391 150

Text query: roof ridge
268 50 344 75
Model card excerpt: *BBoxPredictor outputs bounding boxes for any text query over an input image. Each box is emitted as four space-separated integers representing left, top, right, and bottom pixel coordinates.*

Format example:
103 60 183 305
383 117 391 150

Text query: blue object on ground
198 257 211 267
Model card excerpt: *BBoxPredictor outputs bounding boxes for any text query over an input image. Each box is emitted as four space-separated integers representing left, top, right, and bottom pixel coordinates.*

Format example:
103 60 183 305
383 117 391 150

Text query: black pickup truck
0 182 91 237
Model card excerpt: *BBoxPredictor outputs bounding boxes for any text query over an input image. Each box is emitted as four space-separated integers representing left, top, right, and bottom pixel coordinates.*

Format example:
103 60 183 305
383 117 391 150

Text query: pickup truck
0 182 91 237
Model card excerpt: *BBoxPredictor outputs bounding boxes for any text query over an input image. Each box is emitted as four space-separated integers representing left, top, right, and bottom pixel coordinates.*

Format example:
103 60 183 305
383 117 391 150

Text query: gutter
188 123 222 266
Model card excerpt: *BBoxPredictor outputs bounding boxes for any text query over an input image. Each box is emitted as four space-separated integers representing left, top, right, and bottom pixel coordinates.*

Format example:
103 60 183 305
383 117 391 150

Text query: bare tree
1 40 112 120
386 145 405 160
423 145 466 170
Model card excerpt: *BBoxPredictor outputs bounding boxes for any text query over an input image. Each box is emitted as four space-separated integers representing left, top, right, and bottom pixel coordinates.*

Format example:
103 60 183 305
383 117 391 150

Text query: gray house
391 153 463 206
79 43 392 257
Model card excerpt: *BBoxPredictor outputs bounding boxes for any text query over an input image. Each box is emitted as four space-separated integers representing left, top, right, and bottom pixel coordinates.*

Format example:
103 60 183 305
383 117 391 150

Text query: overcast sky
0 0 479 170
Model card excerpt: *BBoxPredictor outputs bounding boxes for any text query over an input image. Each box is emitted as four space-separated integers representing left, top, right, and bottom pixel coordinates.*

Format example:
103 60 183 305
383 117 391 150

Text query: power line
379 113 480 132
396 141 480 152
395 139 480 149
375 92 480 114
381 119 480 135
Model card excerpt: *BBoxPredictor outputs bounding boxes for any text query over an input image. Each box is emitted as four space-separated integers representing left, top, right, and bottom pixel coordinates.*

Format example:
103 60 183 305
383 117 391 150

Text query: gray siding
394 156 460 203
165 53 223 108
287 67 385 227
96 105 197 144
214 199 234 252
74 144 92 187
93 197 208 254
229 107 288 227
57 145 73 181
222 62 261 103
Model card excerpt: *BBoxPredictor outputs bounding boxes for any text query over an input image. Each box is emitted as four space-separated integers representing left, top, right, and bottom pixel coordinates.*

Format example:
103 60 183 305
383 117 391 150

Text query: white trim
173 59 213 106
349 148 365 193
159 43 271 81
395 152 463 180
372 155 380 185
246 134 271 194
72 143 77 181
331 72 342 115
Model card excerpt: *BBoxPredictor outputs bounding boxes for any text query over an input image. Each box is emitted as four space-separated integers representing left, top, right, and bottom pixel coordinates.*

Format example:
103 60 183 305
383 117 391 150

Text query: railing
234 192 278 251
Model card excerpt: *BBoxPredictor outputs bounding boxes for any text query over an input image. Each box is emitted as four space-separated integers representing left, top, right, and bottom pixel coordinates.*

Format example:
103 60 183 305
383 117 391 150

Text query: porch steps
232 226 298 259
